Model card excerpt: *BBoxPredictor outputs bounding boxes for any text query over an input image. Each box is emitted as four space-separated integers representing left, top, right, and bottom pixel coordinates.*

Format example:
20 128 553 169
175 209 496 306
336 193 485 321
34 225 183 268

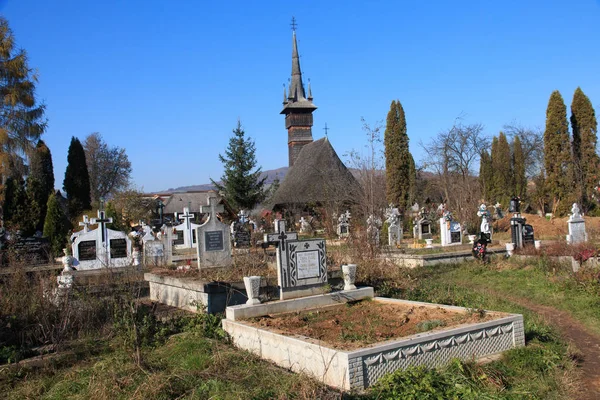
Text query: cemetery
2 9 600 400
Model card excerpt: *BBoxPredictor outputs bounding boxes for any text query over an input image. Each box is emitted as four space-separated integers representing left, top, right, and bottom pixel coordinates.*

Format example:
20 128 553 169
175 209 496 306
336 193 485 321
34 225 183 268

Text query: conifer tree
408 153 417 206
513 136 527 199
544 90 574 213
491 132 512 205
479 150 493 201
3 174 30 232
384 100 412 210
43 192 69 256
211 120 266 210
0 17 46 187
571 87 599 210
26 140 54 231
63 137 91 218
488 137 499 201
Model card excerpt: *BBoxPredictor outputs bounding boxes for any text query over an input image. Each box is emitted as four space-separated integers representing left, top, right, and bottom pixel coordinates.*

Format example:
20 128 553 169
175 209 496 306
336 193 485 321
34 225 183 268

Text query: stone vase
342 264 357 291
468 235 477 244
243 276 261 305
506 243 515 257
61 248 74 272
425 239 434 248
132 248 142 267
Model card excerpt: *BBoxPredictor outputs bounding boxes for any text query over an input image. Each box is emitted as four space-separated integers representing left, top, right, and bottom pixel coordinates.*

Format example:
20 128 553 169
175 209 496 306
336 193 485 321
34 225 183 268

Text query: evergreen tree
0 17 46 186
384 100 412 210
479 150 493 201
26 140 54 232
3 174 30 232
544 90 574 214
63 137 91 218
513 136 527 199
488 137 499 201
491 132 512 205
43 192 69 256
408 153 417 206
211 120 267 210
571 87 599 210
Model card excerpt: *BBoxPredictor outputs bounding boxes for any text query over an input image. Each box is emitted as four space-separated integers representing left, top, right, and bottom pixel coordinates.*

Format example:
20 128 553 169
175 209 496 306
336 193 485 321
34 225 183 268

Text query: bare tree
420 118 490 230
84 132 132 205
503 122 544 179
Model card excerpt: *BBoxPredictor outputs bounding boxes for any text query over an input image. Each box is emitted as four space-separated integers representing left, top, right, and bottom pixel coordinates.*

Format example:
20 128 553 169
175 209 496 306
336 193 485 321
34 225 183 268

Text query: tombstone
196 194 232 268
233 211 252 249
477 203 492 243
141 223 155 244
71 210 132 269
4 235 51 265
384 205 402 246
174 207 200 249
299 216 313 234
366 214 382 245
566 203 587 244
509 197 535 248
439 210 462 246
413 207 432 240
337 210 351 238
264 220 327 300
493 202 504 220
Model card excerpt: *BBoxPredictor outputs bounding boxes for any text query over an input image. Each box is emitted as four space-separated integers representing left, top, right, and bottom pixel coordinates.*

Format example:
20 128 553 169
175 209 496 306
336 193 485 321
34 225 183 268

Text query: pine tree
3 174 30 232
211 120 266 210
43 192 69 256
384 100 412 210
63 137 91 218
479 150 493 201
26 140 54 232
571 87 599 210
513 136 527 199
492 132 512 205
0 17 46 187
544 90 574 214
488 137 499 201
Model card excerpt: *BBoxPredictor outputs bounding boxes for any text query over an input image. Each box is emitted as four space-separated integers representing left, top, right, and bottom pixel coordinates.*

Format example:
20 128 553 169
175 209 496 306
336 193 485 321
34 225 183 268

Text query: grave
439 210 462 246
337 210 351 238
566 203 587 244
174 207 200 249
509 197 535 249
366 214 382 245
196 193 232 268
477 203 492 242
232 210 251 249
71 209 132 270
413 208 432 240
385 205 402 246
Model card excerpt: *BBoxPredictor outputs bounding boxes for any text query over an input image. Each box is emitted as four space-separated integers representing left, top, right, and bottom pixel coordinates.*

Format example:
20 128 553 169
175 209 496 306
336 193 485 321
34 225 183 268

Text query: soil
247 300 500 351
505 296 600 400
495 213 600 239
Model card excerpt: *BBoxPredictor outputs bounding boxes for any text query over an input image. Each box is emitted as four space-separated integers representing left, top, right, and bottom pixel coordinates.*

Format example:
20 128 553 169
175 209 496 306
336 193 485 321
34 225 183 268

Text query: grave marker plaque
78 240 97 261
172 230 184 246
110 238 128 258
205 231 224 251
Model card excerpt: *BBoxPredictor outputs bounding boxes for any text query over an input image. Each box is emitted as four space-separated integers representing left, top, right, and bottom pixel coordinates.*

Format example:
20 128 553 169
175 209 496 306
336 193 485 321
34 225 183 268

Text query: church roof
268 137 362 207
160 191 235 218
281 30 316 114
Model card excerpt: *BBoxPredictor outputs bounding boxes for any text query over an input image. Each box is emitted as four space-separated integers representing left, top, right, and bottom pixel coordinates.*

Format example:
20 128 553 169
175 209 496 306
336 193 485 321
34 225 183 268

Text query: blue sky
3 0 600 192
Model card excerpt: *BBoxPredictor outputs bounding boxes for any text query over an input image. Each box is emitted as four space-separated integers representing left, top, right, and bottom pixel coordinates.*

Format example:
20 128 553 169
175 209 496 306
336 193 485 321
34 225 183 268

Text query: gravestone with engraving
71 209 132 269
5 235 51 265
440 210 462 246
264 220 327 300
337 210 351 238
232 210 251 248
196 194 232 268
567 203 587 244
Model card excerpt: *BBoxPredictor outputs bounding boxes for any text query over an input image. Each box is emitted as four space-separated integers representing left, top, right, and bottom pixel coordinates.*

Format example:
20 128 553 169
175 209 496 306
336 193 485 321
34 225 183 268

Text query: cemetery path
505 295 600 400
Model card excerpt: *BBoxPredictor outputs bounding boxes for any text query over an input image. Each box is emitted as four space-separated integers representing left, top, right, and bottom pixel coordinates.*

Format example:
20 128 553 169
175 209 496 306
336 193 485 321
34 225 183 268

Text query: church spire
289 30 306 102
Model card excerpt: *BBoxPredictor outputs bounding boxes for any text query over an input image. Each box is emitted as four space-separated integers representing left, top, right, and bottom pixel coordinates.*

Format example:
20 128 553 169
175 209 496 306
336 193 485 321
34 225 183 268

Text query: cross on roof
264 220 298 252
290 16 297 31
201 195 224 222
79 215 91 233
91 210 112 244
323 123 329 136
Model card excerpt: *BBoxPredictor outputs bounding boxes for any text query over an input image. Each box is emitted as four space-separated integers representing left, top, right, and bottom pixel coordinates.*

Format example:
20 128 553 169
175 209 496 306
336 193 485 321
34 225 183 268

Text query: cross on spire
323 123 329 136
290 16 297 31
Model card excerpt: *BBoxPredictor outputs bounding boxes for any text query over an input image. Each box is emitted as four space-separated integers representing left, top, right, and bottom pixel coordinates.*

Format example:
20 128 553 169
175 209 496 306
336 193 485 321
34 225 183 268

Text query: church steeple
281 17 317 168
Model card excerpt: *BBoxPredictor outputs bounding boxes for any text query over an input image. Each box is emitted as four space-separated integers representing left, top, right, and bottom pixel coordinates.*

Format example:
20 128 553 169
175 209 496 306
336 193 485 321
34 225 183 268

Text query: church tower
281 20 317 167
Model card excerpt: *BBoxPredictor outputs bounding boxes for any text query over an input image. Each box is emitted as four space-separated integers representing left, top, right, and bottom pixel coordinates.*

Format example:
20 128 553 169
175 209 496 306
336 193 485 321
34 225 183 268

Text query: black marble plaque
110 238 128 258
450 231 461 243
172 230 184 246
78 240 97 261
205 230 224 251
421 223 430 234
235 229 251 248
6 237 51 264
340 225 348 234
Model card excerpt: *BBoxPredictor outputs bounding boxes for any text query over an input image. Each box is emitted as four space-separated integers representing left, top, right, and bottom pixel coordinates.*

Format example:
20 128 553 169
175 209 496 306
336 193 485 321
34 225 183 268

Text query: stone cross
91 210 112 244
201 195 224 223
79 215 91 233
264 220 298 252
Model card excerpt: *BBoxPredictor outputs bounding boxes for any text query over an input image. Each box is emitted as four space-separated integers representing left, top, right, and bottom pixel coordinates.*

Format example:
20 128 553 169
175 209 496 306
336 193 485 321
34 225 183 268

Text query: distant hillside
162 167 289 193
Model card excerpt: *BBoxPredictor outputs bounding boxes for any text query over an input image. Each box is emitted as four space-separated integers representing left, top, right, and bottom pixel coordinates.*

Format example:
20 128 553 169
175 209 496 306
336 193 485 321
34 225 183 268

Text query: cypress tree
493 132 513 205
479 150 493 201
63 137 91 218
26 140 54 232
513 136 527 199
571 87 599 210
211 120 267 210
544 90 574 214
43 192 69 256
488 137 499 201
384 100 412 210
3 174 30 232
408 153 417 206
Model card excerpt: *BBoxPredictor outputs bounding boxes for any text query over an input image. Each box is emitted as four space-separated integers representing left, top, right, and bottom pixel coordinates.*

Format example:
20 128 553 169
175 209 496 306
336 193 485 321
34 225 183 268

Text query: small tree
63 137 91 218
26 140 54 232
211 120 266 210
43 192 69 256
384 100 413 211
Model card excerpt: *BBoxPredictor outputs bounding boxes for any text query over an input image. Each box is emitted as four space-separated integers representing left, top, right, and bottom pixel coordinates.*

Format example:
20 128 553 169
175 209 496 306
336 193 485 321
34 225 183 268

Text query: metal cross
290 16 297 31
91 210 112 244
264 220 298 252
323 123 329 136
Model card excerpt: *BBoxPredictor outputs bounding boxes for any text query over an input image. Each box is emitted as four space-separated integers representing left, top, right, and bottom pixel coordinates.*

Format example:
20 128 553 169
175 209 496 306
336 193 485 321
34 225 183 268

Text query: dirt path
504 296 600 400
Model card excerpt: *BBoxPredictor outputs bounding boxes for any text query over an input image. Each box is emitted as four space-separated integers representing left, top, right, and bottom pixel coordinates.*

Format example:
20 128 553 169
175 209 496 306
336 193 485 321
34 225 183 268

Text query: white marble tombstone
174 207 201 249
439 215 462 246
71 210 132 270
566 203 587 244
196 194 232 268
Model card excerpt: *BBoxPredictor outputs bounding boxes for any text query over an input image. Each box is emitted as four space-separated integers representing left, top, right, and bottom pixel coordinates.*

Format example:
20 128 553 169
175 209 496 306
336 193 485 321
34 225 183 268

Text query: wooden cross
264 220 298 252
201 195 224 222
79 215 91 233
91 210 112 244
